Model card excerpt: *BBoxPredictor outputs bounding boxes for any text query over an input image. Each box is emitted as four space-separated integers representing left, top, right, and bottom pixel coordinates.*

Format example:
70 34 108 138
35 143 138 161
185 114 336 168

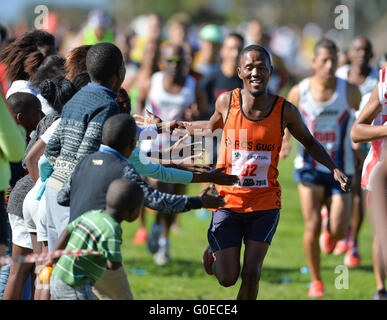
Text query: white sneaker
154 245 171 266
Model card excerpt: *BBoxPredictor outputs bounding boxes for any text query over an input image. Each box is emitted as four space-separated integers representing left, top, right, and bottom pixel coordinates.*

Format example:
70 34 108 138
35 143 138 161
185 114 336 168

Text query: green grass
121 146 377 300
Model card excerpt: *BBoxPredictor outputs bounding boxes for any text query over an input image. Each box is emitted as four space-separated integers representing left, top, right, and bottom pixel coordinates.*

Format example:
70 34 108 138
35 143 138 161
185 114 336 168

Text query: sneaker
333 239 348 255
154 245 171 266
202 246 215 275
373 289 387 300
133 227 147 245
308 280 325 298
147 223 163 254
319 229 337 254
344 242 361 268
334 228 351 255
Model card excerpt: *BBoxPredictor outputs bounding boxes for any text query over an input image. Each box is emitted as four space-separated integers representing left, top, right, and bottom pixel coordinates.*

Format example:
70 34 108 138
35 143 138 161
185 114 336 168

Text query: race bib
231 149 271 188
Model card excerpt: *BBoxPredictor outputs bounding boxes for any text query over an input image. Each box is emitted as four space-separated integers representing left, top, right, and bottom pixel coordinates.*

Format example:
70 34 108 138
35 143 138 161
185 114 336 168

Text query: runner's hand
333 168 351 192
200 186 225 209
133 110 191 133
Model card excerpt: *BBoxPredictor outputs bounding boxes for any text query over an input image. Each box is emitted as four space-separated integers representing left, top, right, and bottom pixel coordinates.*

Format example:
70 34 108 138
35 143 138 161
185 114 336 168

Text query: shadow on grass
124 257 204 278
262 267 302 284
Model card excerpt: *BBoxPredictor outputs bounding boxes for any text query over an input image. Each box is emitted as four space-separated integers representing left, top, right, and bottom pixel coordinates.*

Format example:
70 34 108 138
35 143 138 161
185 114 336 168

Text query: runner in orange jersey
141 44 350 300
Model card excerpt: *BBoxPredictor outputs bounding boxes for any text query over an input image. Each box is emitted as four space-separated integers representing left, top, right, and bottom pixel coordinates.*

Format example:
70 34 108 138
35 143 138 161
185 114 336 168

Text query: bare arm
284 101 350 191
279 84 299 159
25 139 46 183
351 84 386 143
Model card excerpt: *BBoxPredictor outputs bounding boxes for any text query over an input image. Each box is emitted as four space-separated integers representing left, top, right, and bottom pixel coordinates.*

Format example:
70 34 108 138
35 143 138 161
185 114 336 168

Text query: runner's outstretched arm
351 84 386 143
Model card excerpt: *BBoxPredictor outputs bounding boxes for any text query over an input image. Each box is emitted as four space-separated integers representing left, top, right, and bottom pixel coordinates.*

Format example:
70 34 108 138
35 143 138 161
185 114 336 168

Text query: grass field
120 145 377 300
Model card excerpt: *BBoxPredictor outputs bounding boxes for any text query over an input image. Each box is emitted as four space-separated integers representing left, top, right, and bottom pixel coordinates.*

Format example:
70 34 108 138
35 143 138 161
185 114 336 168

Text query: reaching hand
200 185 225 209
159 119 192 134
208 166 239 186
176 162 212 173
333 168 351 192
163 134 201 155
133 109 191 134
133 109 162 126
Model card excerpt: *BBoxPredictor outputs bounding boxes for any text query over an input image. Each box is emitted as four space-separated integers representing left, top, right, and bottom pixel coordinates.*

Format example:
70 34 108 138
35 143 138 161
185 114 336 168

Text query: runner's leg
237 240 269 300
298 183 325 282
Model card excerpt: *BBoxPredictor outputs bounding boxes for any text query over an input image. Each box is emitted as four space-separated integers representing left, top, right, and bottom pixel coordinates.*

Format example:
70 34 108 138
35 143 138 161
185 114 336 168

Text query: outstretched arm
284 101 350 191
134 91 230 136
351 84 385 143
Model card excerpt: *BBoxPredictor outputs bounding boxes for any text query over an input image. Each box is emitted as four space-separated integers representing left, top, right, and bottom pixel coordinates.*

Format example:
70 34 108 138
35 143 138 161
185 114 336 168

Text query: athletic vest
294 77 354 175
146 71 196 121
361 67 387 190
141 71 196 152
215 88 284 213
336 64 378 116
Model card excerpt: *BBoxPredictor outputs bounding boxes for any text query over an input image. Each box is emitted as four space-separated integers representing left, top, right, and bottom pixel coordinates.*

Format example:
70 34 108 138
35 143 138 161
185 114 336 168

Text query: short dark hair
102 114 137 153
86 42 123 84
7 92 41 115
314 38 338 56
106 179 144 212
238 44 272 67
227 32 245 47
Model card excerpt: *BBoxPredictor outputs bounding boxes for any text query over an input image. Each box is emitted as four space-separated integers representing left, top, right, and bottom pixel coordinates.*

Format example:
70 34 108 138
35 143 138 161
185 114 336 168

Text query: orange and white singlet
215 88 284 213
361 67 387 190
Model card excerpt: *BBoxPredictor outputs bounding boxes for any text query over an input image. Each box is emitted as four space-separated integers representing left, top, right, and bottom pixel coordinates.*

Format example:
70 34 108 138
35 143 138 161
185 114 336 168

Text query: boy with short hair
47 178 144 300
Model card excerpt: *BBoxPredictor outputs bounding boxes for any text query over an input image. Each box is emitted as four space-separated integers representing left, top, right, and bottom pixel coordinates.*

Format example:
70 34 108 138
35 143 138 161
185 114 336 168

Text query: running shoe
344 242 360 268
373 289 387 300
333 239 348 255
133 227 147 245
320 207 336 254
319 229 337 254
154 245 171 266
308 280 325 298
333 228 351 255
147 223 163 254
202 246 215 275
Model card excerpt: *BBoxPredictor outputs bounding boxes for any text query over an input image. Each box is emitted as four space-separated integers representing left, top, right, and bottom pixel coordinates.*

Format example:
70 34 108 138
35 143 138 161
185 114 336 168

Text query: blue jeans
50 275 94 300
0 214 31 300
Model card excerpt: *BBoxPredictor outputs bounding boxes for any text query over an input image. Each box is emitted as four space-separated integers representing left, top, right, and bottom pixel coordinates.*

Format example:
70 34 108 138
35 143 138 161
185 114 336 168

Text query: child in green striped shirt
47 178 143 300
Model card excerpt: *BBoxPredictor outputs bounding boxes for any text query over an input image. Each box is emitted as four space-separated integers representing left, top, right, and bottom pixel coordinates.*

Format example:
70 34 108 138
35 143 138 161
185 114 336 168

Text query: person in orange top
140 45 350 300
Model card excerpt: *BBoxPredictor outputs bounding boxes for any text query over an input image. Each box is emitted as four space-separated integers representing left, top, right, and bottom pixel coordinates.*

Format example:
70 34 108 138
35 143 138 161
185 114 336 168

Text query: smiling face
238 50 272 97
